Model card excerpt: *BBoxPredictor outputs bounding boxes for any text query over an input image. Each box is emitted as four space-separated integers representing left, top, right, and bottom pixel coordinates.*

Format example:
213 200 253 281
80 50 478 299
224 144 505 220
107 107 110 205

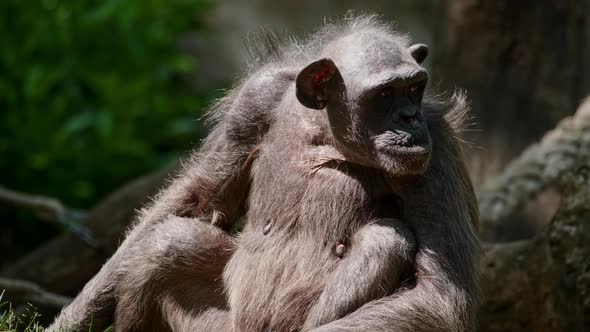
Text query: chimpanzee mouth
373 130 431 157
380 143 431 157
386 130 414 146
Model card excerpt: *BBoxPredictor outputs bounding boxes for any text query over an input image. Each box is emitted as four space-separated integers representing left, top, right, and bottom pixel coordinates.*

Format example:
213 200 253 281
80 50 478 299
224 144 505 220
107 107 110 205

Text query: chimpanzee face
296 31 431 175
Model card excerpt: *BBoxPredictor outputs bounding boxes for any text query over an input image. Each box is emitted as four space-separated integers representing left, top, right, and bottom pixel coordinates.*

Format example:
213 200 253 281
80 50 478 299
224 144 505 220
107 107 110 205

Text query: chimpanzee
49 15 480 332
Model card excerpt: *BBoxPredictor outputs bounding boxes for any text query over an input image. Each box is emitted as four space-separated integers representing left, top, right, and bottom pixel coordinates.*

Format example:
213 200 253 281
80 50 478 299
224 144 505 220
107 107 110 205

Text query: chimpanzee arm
309 127 481 332
302 219 416 330
310 201 480 331
114 215 235 332
48 67 295 332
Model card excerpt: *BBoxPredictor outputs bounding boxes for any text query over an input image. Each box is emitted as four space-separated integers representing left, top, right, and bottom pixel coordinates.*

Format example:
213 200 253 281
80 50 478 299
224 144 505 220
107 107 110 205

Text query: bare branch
1 166 175 296
0 186 66 222
0 278 71 311
0 185 95 246
478 97 590 225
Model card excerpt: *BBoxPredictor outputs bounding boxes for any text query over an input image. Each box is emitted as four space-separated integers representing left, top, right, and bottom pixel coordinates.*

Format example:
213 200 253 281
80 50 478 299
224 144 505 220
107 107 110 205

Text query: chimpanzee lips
377 129 428 147
389 130 414 146
373 129 431 157
380 143 430 156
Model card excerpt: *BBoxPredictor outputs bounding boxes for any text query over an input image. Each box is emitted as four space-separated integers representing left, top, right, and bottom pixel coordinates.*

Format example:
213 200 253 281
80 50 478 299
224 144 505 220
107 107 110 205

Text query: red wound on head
312 65 334 89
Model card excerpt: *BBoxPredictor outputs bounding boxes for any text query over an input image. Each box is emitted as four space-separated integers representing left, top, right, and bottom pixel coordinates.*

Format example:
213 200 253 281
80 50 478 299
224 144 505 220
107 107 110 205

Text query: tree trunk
479 169 590 332
435 0 589 184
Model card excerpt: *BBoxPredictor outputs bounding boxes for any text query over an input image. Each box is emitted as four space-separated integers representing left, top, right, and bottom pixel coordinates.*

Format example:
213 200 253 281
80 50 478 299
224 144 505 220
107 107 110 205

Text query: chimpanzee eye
380 87 394 97
408 83 423 104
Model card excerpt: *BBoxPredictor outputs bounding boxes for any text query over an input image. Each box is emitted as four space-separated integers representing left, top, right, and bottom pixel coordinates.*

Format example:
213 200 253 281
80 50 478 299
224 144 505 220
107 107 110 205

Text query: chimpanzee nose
398 107 420 128
400 107 417 120
392 106 420 126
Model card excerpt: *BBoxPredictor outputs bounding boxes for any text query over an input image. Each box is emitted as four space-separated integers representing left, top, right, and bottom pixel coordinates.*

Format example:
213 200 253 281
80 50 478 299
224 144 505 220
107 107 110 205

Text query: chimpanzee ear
409 44 429 64
296 58 342 110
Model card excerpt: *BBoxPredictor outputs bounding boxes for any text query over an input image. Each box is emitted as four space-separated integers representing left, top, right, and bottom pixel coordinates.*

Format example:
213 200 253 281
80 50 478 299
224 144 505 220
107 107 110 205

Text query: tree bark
479 168 590 332
477 98 590 331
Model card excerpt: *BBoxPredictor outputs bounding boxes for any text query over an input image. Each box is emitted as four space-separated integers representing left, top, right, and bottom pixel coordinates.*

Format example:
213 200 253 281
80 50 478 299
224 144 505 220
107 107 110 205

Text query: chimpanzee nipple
334 243 346 258
262 221 273 235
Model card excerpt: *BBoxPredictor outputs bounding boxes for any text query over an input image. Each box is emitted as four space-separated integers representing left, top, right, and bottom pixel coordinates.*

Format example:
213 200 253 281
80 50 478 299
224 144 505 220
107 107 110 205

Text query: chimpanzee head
296 30 431 176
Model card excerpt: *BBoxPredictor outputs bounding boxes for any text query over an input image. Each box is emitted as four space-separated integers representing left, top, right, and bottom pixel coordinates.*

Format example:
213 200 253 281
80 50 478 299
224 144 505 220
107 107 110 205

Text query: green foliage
0 297 107 331
0 296 43 332
0 0 212 209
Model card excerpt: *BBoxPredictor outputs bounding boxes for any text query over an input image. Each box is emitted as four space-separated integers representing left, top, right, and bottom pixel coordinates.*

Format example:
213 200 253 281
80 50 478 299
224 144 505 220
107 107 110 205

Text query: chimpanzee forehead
321 31 419 90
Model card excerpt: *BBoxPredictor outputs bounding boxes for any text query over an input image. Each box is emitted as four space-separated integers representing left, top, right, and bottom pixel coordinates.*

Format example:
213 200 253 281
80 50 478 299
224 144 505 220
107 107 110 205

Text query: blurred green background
0 0 215 263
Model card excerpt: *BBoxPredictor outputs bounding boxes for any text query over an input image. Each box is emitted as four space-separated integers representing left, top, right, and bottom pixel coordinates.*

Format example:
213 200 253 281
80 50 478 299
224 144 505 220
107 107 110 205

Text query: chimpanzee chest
223 140 402 331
